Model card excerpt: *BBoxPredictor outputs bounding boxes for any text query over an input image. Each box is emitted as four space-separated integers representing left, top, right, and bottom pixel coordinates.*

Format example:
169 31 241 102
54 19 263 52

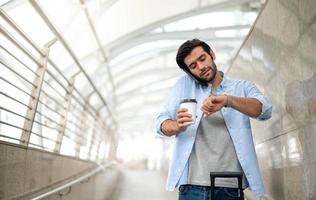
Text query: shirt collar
219 71 228 89
210 71 228 90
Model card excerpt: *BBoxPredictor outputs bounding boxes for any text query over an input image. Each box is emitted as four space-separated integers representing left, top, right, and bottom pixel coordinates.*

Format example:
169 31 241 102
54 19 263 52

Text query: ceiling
1 0 263 140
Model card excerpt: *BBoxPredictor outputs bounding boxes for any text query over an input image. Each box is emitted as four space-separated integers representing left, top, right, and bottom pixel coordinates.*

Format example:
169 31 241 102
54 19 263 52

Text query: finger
177 116 193 124
177 112 192 119
177 108 188 113
201 103 208 111
209 95 217 102
201 104 212 112
202 100 217 112
203 109 217 118
178 121 194 128
203 111 210 118
201 105 213 114
202 98 214 108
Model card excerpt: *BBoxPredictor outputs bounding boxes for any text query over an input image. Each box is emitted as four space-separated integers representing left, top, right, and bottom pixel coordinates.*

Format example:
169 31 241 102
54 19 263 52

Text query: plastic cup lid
180 99 197 103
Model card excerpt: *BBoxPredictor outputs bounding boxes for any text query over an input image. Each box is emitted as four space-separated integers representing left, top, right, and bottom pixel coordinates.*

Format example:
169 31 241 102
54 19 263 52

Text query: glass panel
1 2 53 52
163 11 257 32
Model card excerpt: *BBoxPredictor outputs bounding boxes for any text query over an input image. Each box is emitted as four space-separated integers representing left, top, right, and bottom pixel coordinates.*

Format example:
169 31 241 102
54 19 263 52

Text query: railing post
96 140 102 163
54 77 75 153
88 113 99 159
108 131 118 161
76 103 88 157
20 47 49 146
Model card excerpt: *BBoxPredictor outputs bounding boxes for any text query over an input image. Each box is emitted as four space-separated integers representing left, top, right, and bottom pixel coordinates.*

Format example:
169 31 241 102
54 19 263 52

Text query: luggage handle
209 172 244 200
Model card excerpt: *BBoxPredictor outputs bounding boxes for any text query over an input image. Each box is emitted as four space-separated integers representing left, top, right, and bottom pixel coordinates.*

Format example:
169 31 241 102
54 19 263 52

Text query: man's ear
210 49 216 60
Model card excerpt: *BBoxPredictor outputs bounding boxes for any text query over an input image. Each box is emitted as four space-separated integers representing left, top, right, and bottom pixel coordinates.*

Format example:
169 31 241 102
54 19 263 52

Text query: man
156 39 272 200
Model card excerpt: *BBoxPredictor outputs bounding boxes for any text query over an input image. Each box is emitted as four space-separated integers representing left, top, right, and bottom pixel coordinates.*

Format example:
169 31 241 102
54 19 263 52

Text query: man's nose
197 62 206 71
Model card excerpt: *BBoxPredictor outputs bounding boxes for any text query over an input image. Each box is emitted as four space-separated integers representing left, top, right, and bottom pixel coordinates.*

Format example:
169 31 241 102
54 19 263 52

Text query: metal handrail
31 164 109 200
37 89 99 131
0 134 21 142
35 110 61 127
63 129 85 142
29 0 117 126
42 78 66 99
39 90 97 129
0 8 46 56
35 108 93 142
0 4 115 160
36 99 64 117
0 59 38 88
32 119 60 132
0 24 42 66
0 121 58 145
28 142 56 152
0 7 114 134
0 106 31 121
29 131 59 144
0 91 32 109
40 90 64 109
0 77 34 98
0 120 30 132
0 45 40 77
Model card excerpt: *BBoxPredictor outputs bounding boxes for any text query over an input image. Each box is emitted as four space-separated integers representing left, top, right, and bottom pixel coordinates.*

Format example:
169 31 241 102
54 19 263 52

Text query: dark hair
176 39 212 85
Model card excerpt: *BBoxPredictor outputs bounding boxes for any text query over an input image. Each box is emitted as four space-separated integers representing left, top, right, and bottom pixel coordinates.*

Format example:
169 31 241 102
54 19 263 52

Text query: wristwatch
225 95 232 107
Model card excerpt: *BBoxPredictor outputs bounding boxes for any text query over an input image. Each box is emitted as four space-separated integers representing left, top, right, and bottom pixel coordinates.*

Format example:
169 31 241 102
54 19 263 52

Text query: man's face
184 46 217 82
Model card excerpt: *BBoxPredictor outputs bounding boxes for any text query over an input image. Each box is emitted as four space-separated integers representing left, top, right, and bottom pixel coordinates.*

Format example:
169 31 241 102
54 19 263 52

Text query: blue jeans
178 184 240 200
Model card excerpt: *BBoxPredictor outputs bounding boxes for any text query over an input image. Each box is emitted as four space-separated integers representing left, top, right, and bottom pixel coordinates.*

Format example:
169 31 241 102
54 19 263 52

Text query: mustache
200 67 212 76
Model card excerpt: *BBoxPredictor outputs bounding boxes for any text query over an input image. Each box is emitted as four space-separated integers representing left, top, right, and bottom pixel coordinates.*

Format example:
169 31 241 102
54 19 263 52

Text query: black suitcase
209 172 244 200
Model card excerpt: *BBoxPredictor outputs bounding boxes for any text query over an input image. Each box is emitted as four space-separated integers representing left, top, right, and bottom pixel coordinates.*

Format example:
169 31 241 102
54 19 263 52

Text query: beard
199 64 217 83
184 63 218 86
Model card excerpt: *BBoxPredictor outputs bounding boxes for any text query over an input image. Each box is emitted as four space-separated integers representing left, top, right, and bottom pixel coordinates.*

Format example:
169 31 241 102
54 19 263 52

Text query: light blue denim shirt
156 74 272 197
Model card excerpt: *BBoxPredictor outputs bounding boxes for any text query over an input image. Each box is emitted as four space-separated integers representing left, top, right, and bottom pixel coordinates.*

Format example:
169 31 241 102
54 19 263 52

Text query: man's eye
189 64 196 69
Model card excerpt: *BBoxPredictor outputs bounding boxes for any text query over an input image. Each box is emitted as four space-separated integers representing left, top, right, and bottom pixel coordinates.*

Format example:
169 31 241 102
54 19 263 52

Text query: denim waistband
179 184 211 191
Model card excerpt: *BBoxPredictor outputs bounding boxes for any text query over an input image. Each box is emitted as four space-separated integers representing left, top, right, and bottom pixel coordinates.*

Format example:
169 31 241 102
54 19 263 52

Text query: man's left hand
201 95 227 118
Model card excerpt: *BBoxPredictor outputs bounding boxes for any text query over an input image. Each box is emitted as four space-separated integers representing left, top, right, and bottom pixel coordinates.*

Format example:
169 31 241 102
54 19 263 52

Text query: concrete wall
45 168 121 200
228 0 316 199
0 142 120 200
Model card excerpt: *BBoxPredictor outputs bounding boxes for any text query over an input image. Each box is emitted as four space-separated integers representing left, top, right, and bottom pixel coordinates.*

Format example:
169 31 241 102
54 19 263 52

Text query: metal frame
0 6 115 160
76 101 89 157
54 76 75 153
108 32 246 60
29 0 116 127
77 0 257 64
1 6 114 135
115 67 180 89
20 46 49 146
79 0 116 96
88 115 97 159
59 0 257 98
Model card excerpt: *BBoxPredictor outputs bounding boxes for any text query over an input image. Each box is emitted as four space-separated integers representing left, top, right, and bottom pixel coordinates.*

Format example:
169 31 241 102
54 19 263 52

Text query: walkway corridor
110 168 177 200
1 0 316 199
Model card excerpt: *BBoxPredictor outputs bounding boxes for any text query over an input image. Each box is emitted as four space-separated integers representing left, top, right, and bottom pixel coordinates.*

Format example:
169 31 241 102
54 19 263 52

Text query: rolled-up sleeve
155 80 181 137
244 81 272 121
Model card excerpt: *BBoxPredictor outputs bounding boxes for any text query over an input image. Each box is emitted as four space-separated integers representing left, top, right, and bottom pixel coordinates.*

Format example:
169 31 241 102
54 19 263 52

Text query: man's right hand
176 108 194 131
161 108 193 136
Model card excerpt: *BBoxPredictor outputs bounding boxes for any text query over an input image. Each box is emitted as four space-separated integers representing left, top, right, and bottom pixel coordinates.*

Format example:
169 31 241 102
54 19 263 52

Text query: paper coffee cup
180 99 197 123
